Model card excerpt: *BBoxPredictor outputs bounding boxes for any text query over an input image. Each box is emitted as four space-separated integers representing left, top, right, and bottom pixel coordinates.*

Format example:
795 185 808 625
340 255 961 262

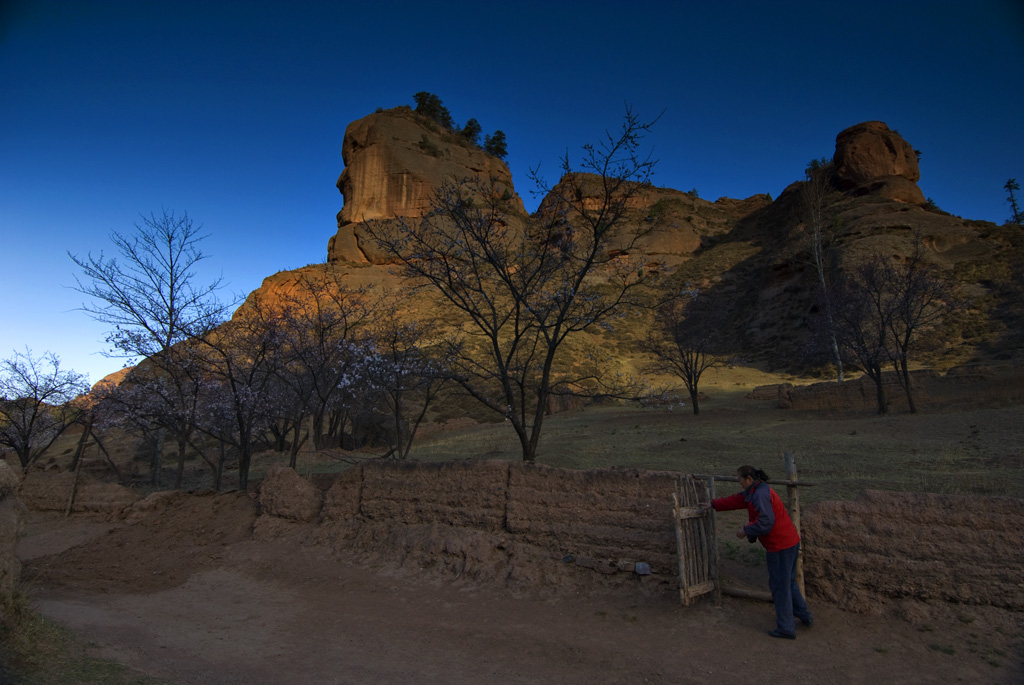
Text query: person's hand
699 502 712 512
735 529 746 539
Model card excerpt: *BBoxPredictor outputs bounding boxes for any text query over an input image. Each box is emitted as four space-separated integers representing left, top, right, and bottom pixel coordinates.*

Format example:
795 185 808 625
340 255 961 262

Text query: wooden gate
676 456 812 606
673 476 719 606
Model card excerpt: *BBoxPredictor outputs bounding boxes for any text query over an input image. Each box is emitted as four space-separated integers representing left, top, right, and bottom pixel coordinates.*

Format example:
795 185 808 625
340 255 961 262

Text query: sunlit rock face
328 107 523 264
833 121 925 203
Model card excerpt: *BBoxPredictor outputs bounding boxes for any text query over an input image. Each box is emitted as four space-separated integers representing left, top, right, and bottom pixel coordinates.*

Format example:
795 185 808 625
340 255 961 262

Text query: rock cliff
237 112 1021 372
833 121 925 204
328 107 524 264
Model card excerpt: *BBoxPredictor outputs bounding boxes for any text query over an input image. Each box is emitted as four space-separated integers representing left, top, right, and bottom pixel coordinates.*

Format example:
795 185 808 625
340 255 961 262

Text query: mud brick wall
307 463 1024 607
505 465 680 575
320 460 685 587
17 470 140 516
0 461 23 604
359 460 510 530
803 490 1024 611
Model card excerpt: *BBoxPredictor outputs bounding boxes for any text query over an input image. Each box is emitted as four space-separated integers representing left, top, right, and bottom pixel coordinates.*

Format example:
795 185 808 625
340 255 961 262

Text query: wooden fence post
784 452 805 597
65 418 94 519
705 475 721 606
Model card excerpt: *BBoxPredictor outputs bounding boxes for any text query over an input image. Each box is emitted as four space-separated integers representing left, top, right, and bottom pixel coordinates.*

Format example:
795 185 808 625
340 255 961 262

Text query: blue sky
2 0 1022 385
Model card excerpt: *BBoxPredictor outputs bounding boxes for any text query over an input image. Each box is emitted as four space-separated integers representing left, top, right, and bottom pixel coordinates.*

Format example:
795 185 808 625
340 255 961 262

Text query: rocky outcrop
234 110 1021 373
833 121 925 203
328 107 524 264
535 175 771 268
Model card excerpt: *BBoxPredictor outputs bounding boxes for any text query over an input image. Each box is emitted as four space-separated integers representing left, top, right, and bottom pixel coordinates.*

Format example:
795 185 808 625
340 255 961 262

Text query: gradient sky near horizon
2 0 1022 386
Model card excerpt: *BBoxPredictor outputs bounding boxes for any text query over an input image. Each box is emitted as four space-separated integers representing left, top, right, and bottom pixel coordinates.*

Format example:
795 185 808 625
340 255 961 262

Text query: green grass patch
0 592 161 684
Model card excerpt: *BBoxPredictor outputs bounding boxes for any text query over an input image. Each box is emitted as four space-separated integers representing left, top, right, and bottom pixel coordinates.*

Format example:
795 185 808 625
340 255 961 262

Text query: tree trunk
873 373 888 415
238 433 252 491
17 446 31 469
174 437 187 490
893 359 915 414
151 429 165 486
688 386 700 415
312 411 325 449
69 417 93 471
830 334 844 383
214 441 226 491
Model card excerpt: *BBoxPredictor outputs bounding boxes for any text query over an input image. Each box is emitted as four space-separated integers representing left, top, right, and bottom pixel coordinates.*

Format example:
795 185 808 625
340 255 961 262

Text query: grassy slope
401 368 1024 505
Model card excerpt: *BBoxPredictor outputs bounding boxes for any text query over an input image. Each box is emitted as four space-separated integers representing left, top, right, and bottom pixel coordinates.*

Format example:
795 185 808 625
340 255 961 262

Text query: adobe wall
802 490 1024 612
259 461 1024 611
17 470 140 516
0 461 24 606
300 460 685 594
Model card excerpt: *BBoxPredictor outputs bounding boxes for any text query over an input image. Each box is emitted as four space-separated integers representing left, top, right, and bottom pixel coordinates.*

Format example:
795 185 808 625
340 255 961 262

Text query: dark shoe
800 615 814 628
768 629 796 640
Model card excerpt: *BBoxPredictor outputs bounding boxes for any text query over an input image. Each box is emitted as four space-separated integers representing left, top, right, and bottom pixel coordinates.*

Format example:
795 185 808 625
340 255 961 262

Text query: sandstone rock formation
833 121 925 203
534 174 771 268
236 108 1021 373
328 107 524 264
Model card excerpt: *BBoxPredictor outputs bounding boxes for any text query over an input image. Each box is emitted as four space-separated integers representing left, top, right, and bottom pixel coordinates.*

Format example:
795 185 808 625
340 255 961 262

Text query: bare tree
197 293 286 490
92 343 207 487
69 210 228 359
0 349 90 469
833 260 892 413
362 307 452 459
363 108 660 461
70 210 230 486
882 239 957 414
801 158 844 381
273 265 378 450
640 289 723 415
833 236 955 414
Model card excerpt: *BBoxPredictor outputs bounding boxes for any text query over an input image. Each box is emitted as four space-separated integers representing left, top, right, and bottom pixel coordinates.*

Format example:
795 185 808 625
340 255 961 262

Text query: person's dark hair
737 465 770 482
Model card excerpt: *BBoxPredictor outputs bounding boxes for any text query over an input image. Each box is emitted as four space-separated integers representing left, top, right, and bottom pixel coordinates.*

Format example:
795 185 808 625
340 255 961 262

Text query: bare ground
17 501 1024 685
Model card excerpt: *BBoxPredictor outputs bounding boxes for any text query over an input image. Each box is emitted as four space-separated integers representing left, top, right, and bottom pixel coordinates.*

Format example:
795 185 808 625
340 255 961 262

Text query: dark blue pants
765 542 810 635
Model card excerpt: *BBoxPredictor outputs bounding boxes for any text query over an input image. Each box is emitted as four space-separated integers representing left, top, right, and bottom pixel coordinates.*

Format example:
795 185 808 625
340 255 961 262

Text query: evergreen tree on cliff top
413 91 454 130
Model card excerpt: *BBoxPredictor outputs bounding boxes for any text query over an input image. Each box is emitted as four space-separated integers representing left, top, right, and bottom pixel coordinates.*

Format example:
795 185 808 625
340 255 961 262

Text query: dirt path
18 512 1023 684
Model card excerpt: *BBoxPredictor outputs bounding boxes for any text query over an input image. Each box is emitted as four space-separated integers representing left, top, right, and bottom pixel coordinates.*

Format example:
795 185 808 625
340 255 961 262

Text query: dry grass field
237 365 1023 506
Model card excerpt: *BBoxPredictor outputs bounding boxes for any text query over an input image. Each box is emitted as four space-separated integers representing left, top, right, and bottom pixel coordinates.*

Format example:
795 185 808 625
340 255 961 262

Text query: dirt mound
259 463 323 522
24 491 257 595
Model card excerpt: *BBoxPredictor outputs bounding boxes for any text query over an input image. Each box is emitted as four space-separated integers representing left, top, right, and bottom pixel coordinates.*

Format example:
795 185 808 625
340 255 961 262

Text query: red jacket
712 480 800 552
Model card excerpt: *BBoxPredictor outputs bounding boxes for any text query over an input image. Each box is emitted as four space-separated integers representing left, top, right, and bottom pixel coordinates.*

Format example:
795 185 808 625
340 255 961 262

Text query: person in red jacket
701 465 813 639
